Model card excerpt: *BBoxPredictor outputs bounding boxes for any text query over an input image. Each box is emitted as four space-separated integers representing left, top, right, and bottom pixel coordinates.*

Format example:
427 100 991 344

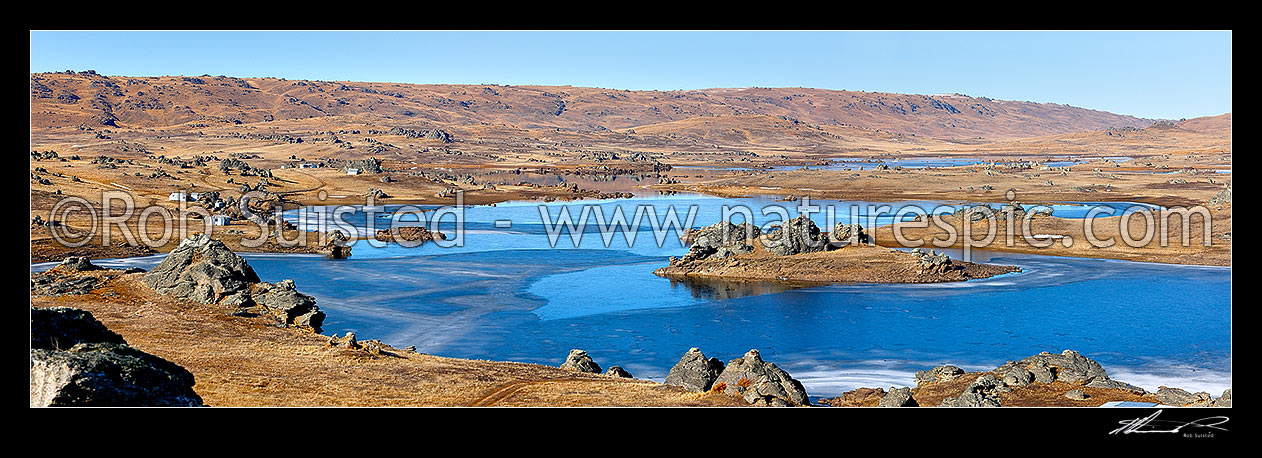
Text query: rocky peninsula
821 349 1231 408
654 217 1020 284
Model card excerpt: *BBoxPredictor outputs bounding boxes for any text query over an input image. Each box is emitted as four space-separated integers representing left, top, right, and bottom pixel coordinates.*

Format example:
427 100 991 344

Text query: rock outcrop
142 234 324 332
52 256 103 273
879 386 918 407
1207 187 1231 205
828 223 870 246
254 280 325 331
559 349 602 374
374 226 446 245
912 248 953 275
31 273 103 296
664 347 725 392
143 234 260 305
1212 389 1232 407
603 366 634 378
30 307 125 350
915 365 964 385
30 307 202 407
672 221 761 265
939 373 1007 407
1156 386 1213 407
766 215 827 256
710 349 809 406
993 350 1145 393
320 230 352 259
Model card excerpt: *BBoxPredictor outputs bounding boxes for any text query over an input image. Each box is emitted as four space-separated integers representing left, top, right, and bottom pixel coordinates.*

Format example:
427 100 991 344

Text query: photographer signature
1109 410 1229 435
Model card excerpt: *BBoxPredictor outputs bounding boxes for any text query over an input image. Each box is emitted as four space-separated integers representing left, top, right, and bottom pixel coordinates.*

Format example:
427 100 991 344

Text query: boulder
766 215 826 256
29 306 201 407
939 373 1007 407
828 223 870 246
1001 367 1035 387
30 307 125 350
674 221 760 264
1085 378 1147 394
915 365 964 385
1211 389 1231 407
994 350 1110 386
559 349 602 374
1026 360 1055 384
997 201 1027 220
819 387 885 407
961 205 996 222
1156 386 1213 406
1207 187 1231 205
31 343 203 407
52 256 102 273
664 347 725 392
711 349 809 406
1065 389 1088 400
321 230 353 259
603 366 634 378
31 274 102 296
374 226 445 245
878 386 918 407
142 234 260 305
912 248 953 274
254 280 324 331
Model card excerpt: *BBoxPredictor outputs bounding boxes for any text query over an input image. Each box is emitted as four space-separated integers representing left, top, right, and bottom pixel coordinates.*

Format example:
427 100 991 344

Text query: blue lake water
38 194 1230 399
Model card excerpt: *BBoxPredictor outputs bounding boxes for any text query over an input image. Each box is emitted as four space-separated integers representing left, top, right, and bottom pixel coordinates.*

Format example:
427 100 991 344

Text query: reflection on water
663 276 827 301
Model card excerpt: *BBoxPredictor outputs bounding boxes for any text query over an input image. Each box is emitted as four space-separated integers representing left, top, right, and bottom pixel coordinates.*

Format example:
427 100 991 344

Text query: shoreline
30 259 1229 406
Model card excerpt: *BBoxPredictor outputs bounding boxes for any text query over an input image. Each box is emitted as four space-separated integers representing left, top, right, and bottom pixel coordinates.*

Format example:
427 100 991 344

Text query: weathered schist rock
1207 187 1232 206
827 223 870 247
912 248 953 275
31 273 103 296
765 215 827 256
143 234 260 305
142 234 325 332
915 365 965 386
30 307 125 350
253 279 325 330
664 347 726 392
603 366 634 378
879 386 918 407
940 373 1008 407
320 230 352 259
819 387 886 407
32 257 148 296
1156 386 1214 407
1212 389 1232 407
710 349 809 406
52 256 103 273
960 204 997 222
374 226 446 245
924 350 1150 407
672 221 760 265
559 349 602 374
30 307 203 407
993 350 1146 394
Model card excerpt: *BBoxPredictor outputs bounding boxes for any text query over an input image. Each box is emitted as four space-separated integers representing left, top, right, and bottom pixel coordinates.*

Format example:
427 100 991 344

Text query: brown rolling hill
1176 113 1231 133
31 71 1153 141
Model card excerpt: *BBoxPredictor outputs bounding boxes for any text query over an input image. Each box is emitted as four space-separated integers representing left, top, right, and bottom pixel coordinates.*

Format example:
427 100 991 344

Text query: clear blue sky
30 30 1231 119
